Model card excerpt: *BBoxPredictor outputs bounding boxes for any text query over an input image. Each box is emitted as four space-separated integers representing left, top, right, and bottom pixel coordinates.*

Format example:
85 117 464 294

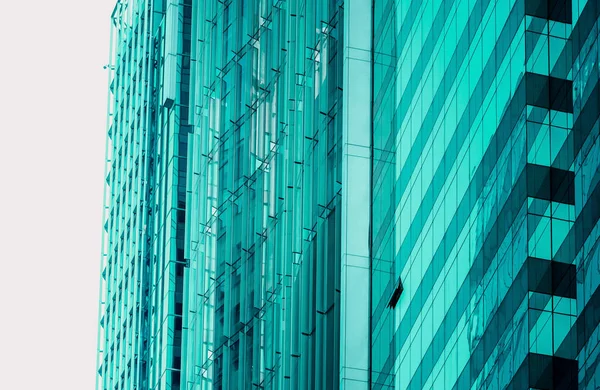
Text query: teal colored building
97 0 600 389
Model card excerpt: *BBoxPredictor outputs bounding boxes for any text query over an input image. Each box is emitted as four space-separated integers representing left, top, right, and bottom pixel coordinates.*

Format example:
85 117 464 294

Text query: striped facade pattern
372 0 599 389
97 0 600 389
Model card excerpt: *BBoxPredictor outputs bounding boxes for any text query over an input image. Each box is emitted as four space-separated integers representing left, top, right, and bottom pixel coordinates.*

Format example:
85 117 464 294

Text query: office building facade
97 0 600 389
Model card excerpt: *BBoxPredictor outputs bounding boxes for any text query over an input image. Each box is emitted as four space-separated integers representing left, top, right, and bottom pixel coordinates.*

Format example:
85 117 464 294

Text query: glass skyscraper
97 0 600 389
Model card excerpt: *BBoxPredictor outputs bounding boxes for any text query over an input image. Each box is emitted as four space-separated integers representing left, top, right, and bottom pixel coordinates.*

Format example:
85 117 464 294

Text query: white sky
0 1 115 387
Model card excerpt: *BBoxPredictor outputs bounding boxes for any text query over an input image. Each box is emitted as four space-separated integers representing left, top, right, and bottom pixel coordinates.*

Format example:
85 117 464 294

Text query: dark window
526 73 573 113
527 164 575 204
526 0 572 23
388 277 404 309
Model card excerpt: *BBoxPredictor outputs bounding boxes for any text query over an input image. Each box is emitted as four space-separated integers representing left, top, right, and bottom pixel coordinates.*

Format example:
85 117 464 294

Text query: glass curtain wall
97 0 600 389
183 1 344 389
370 0 594 389
98 1 192 389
